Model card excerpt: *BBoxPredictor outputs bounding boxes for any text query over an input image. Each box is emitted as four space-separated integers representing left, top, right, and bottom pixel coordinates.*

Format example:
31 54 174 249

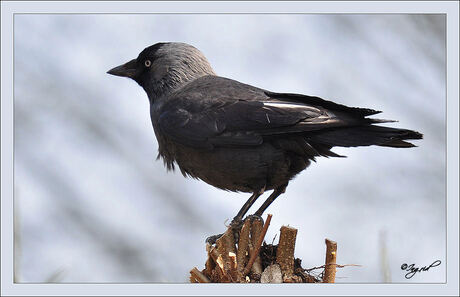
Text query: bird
107 42 422 236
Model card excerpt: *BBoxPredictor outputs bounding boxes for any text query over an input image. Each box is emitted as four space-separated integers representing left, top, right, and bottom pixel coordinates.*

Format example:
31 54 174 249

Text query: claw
205 233 223 245
205 215 265 245
229 217 244 229
229 217 244 243
246 214 264 225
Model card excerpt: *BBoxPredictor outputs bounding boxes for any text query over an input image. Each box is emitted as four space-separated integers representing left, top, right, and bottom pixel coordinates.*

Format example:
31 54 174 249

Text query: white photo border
1 1 458 296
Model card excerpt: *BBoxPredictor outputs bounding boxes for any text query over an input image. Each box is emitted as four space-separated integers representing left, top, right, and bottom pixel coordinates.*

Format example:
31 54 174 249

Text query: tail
309 125 423 148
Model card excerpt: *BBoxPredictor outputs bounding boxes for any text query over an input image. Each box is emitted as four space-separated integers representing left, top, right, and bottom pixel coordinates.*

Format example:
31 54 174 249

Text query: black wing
156 77 388 149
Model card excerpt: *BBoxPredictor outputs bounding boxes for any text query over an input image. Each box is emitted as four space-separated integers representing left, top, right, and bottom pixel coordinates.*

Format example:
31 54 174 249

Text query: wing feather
156 77 391 149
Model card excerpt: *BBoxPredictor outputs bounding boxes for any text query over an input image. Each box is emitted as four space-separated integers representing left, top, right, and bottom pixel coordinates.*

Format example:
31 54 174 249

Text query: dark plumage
107 42 422 225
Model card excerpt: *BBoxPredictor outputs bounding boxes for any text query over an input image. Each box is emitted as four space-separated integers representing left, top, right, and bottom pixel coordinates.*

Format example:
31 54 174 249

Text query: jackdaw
107 42 422 231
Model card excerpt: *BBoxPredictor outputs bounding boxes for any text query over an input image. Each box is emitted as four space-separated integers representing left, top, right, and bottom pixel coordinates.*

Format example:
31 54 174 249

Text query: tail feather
309 125 423 148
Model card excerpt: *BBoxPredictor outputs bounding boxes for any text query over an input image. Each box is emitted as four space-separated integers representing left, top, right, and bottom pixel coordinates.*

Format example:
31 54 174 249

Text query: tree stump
190 214 343 283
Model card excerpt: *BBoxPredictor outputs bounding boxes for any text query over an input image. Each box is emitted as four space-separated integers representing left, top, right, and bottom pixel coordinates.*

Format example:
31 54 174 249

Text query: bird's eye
144 60 151 67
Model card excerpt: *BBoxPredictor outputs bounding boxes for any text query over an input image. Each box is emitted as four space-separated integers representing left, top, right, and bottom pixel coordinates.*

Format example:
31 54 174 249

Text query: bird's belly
170 142 293 192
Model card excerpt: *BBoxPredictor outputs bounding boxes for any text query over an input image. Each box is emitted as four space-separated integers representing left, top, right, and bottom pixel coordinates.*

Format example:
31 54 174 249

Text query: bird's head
107 42 215 102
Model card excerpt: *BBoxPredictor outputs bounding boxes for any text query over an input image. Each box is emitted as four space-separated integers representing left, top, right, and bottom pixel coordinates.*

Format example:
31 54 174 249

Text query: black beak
107 59 138 78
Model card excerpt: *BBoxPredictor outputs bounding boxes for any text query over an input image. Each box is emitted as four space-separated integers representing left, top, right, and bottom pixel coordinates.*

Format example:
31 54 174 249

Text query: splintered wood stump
190 214 345 283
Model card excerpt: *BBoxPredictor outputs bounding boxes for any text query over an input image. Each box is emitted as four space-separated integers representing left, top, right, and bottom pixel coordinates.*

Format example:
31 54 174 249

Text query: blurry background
14 14 445 283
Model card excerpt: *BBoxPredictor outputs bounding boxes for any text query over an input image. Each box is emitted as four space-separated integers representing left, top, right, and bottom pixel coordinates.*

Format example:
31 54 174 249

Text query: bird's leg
254 184 287 217
227 189 265 243
230 188 264 228
205 189 264 244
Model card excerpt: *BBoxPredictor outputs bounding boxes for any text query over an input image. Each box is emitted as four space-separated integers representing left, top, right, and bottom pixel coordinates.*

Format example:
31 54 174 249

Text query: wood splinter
249 216 264 277
215 227 237 282
243 214 272 276
322 238 338 283
190 267 210 283
236 219 251 282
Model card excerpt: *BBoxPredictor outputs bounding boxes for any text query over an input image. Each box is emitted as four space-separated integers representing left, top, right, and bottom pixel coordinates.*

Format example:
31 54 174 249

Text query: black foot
229 216 244 230
245 214 264 225
205 215 265 245
204 217 245 245
205 233 224 245
229 217 244 243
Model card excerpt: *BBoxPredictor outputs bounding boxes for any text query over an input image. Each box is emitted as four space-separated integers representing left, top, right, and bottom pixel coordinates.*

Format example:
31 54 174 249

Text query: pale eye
144 60 151 67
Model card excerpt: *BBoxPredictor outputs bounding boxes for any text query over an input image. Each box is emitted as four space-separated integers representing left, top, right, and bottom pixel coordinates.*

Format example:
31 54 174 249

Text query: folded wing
157 77 421 150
